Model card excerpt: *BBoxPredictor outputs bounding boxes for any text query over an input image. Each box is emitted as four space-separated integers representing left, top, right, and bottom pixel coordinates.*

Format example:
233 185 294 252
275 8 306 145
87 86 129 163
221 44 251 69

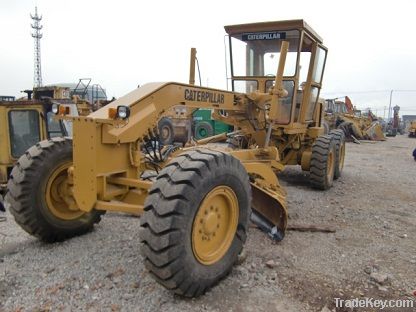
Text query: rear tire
310 135 336 190
338 121 352 138
139 149 251 297
158 117 174 145
329 129 346 179
194 121 214 139
6 138 102 242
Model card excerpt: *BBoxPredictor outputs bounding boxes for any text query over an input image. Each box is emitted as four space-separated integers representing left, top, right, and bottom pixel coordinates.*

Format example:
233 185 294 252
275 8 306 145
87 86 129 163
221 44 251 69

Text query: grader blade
250 182 287 241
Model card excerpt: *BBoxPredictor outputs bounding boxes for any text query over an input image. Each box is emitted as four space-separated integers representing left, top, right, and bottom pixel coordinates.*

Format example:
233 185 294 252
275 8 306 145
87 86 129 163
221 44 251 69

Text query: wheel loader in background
324 96 385 141
7 20 344 297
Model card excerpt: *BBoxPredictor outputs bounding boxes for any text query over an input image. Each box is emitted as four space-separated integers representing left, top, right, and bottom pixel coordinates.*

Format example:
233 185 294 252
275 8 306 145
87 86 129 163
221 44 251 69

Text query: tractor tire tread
6 138 102 242
310 135 336 190
140 148 250 297
329 129 346 179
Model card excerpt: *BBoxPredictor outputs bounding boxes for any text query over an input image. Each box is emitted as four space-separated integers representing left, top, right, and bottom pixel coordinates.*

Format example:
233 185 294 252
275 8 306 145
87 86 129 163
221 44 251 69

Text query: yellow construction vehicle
408 120 416 137
325 97 385 141
7 20 342 296
0 87 78 211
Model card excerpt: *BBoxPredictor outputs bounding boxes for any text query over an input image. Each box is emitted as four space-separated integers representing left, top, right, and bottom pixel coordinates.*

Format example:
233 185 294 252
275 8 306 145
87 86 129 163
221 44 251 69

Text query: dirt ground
1 135 415 311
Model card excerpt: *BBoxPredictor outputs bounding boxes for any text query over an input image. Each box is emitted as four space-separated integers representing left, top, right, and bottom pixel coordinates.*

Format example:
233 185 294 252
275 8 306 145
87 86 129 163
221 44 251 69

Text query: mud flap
250 182 287 241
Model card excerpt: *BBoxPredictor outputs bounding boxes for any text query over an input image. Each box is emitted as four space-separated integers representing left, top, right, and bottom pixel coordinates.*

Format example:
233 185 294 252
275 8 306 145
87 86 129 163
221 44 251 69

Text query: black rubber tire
139 149 251 297
0 195 5 212
310 135 336 190
329 129 346 180
6 138 102 242
194 121 214 139
158 117 174 145
337 121 352 138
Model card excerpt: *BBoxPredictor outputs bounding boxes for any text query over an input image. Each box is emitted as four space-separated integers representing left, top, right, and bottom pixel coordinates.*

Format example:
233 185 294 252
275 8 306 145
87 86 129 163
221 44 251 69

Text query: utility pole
31 7 43 87
387 90 393 122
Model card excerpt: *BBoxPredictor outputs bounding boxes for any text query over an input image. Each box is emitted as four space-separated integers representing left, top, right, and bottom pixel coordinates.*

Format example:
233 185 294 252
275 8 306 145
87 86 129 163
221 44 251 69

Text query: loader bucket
364 122 386 141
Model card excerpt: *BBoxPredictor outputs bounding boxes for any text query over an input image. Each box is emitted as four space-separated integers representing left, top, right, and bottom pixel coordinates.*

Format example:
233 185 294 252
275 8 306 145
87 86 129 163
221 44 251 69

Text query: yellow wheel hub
45 162 83 221
192 186 239 265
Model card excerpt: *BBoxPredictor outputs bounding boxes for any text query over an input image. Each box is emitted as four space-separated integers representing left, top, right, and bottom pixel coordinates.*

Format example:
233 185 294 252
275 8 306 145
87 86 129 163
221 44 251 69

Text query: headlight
117 106 130 119
52 104 59 114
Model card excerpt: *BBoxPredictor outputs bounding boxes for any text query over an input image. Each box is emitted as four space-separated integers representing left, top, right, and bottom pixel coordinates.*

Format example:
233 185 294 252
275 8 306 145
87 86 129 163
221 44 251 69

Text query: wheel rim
192 186 239 265
339 142 345 172
45 162 84 220
200 128 207 137
327 148 335 181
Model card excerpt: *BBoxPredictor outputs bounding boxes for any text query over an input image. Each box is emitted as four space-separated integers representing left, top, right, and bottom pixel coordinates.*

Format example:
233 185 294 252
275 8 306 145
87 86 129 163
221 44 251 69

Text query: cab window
233 80 258 93
46 111 65 138
8 110 41 158
230 30 300 77
265 80 295 124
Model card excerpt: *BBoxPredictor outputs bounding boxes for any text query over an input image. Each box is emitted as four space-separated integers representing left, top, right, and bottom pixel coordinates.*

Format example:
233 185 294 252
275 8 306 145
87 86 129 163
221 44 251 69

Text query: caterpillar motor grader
0 86 78 212
7 20 343 297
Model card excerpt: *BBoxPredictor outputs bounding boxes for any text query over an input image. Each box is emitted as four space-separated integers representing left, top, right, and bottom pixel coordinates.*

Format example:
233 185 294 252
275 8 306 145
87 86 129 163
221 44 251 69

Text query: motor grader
0 87 78 211
7 20 343 297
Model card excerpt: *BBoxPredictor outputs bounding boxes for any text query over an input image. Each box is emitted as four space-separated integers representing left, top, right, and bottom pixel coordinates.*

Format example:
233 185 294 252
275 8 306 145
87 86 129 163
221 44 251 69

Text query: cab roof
224 19 323 44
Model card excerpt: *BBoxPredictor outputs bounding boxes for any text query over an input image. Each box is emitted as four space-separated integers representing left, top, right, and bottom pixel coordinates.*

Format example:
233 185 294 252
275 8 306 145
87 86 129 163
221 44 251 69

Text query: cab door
7 108 42 159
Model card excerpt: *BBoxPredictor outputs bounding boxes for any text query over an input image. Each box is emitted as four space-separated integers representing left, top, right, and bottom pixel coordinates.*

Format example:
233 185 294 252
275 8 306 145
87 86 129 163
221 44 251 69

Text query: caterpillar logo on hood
184 89 225 104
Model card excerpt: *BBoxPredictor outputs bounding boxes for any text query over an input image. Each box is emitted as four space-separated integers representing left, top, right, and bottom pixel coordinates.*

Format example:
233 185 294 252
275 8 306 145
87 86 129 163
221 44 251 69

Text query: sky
1 0 416 118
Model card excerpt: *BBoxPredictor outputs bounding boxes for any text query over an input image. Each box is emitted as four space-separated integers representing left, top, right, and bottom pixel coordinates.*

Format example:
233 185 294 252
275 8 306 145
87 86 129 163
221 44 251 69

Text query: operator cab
225 20 327 126
3 101 76 160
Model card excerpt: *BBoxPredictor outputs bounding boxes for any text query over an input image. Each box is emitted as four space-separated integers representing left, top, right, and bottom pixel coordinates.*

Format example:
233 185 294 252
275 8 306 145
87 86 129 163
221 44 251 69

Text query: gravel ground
1 135 415 311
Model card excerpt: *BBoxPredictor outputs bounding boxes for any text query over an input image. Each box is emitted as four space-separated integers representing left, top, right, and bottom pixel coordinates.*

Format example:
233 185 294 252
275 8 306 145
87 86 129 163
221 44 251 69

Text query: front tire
139 149 251 297
6 138 102 242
